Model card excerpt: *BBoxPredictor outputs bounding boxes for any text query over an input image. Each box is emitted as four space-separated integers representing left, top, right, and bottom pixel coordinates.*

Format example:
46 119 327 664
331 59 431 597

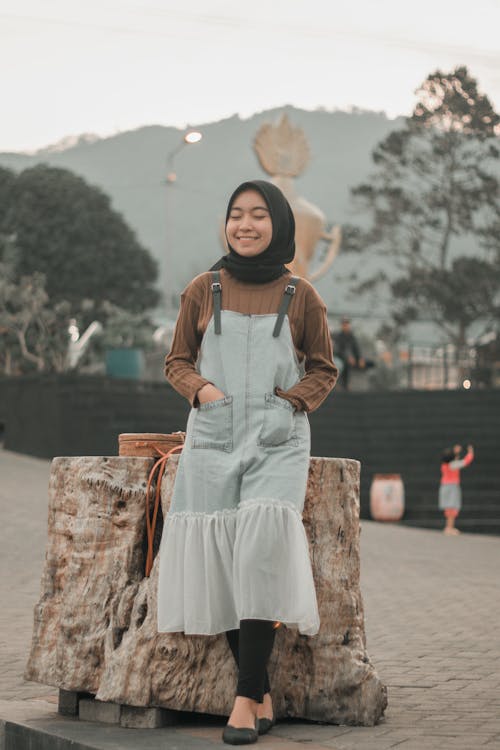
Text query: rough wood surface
26 455 387 726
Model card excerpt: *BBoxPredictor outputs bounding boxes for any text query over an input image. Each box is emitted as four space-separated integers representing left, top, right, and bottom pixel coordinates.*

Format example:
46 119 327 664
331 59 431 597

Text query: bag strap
211 270 222 335
273 276 299 337
145 444 184 576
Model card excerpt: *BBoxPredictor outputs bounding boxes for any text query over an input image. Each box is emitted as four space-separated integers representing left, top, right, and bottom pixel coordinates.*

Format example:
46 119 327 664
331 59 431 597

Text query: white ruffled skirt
157 498 320 636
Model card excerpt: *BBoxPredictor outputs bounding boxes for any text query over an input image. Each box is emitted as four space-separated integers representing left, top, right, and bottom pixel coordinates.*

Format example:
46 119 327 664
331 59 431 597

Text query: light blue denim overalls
158 272 320 636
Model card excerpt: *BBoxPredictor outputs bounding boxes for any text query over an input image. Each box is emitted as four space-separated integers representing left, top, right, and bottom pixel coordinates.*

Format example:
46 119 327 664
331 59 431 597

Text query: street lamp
166 130 202 183
164 130 203 321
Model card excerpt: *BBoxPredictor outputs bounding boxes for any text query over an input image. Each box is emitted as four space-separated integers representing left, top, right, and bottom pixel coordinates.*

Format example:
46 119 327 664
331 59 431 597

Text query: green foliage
412 65 500 136
391 257 500 345
349 66 500 348
0 261 72 374
88 300 155 351
0 167 16 224
0 163 161 376
0 263 156 374
1 164 160 312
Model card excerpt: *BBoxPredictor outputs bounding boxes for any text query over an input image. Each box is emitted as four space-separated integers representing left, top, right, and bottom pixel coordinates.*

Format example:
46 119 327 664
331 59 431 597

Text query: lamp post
164 130 202 320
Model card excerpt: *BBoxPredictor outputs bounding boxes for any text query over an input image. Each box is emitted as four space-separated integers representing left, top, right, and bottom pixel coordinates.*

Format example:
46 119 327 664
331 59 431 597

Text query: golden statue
253 114 341 281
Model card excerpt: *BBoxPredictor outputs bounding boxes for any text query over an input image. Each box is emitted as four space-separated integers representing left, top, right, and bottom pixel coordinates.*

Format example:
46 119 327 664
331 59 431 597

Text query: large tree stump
26 455 387 726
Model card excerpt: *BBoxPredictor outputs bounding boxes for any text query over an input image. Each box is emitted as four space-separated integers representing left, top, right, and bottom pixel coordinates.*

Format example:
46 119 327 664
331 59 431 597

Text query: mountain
0 106 406 322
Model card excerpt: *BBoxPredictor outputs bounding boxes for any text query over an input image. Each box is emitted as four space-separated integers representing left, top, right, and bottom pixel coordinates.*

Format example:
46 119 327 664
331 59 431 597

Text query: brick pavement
1 447 499 749
0 449 53 701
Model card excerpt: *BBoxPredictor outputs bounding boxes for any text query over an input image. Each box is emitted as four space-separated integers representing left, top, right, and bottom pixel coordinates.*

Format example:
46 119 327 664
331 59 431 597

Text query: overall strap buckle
211 271 222 334
273 276 299 337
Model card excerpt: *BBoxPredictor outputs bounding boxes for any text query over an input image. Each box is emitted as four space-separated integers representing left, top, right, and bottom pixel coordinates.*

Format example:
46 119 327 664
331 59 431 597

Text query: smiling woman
158 178 338 744
212 180 298 284
226 190 273 257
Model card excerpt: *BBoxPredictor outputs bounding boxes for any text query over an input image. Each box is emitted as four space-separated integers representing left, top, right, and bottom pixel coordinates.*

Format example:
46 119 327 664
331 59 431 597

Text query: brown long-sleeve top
164 268 338 412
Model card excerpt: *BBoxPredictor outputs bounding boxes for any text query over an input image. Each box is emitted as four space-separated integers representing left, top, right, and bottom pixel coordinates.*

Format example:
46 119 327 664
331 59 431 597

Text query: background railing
334 341 499 392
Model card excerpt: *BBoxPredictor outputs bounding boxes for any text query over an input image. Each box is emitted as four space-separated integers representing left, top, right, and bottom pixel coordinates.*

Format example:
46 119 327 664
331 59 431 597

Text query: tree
1 164 160 313
349 66 500 352
0 261 72 374
96 301 156 349
0 167 16 223
390 257 500 347
0 261 156 375
0 166 161 376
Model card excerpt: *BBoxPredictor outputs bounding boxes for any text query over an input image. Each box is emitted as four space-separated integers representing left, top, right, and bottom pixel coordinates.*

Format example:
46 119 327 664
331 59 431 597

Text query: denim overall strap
158 293 319 636
272 276 299 337
211 271 222 334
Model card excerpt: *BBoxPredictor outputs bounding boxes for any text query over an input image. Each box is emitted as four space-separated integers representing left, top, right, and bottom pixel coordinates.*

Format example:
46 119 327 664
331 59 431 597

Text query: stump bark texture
25 455 387 725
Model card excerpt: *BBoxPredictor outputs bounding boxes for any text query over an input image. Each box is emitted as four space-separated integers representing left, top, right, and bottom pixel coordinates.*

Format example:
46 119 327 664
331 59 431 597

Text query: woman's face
226 189 273 257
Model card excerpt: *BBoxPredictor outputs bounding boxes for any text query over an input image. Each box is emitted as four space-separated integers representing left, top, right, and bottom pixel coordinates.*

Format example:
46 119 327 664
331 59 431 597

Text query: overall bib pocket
257 393 298 447
191 395 233 452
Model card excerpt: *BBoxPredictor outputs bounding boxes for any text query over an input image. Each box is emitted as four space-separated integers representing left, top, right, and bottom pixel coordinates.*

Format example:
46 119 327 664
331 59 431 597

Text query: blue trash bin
105 348 145 379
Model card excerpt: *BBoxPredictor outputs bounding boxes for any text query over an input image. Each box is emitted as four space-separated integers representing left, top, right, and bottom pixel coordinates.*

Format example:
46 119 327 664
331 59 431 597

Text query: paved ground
0 447 499 749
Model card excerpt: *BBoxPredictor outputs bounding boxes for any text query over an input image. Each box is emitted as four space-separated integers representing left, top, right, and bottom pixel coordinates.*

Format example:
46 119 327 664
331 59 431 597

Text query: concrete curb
0 699 220 749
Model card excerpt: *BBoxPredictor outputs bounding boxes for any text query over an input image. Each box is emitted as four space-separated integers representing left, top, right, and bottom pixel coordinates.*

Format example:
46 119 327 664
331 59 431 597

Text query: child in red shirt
438 444 474 535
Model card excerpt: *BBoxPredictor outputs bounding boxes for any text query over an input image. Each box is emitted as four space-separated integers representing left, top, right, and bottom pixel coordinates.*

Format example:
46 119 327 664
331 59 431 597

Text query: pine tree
349 66 500 353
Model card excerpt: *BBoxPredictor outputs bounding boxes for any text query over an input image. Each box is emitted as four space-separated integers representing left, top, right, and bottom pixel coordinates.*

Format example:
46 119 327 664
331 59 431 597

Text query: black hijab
210 180 295 283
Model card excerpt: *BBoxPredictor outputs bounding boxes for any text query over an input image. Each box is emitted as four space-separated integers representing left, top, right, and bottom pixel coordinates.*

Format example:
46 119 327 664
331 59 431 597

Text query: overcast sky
2 0 500 152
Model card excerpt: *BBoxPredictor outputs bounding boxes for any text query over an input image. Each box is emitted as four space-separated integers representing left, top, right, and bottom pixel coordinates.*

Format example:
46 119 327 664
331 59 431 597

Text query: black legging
225 619 276 703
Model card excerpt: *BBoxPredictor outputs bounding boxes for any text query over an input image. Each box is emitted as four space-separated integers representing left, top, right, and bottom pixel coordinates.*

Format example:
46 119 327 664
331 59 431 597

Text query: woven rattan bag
118 431 185 457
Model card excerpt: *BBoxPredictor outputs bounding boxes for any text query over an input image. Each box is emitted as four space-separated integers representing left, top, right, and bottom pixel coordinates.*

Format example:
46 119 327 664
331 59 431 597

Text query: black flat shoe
222 719 258 745
258 715 275 735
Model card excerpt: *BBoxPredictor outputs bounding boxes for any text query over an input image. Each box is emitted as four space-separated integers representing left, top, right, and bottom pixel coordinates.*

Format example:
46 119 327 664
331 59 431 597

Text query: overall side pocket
257 393 298 447
191 395 233 452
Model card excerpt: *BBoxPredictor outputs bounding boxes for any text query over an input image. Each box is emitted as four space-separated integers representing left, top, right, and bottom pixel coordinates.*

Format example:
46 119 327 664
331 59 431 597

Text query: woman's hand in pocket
197 383 226 405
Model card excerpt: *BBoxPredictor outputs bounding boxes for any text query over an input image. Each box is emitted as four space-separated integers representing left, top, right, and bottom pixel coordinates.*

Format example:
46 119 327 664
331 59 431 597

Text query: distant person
333 317 365 390
439 444 474 535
